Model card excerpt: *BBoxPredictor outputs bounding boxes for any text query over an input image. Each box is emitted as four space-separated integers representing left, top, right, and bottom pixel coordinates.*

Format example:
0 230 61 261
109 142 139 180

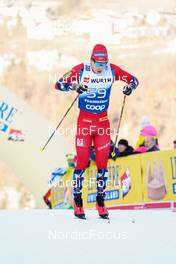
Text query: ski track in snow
0 209 175 263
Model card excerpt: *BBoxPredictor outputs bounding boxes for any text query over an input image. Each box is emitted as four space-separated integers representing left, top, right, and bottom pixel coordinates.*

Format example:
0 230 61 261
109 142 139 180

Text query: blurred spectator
117 139 134 157
136 116 158 148
133 146 147 154
144 136 159 152
173 140 176 150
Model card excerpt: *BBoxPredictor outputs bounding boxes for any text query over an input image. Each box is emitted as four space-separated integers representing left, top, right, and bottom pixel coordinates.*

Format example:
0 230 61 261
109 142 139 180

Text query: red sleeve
110 63 135 84
55 63 84 90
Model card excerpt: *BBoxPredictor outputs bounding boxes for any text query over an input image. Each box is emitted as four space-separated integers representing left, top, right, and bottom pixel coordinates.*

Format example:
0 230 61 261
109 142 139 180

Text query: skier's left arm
55 63 87 93
110 63 139 96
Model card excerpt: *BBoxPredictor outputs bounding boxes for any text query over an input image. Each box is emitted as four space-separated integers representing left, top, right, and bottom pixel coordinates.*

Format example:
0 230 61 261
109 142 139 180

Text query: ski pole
111 95 127 157
41 94 79 152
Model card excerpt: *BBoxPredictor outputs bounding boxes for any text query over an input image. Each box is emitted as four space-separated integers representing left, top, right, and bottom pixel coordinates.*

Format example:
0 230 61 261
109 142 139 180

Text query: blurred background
0 0 176 208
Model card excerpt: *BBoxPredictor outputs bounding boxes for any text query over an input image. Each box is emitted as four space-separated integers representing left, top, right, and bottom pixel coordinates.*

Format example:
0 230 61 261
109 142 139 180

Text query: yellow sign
140 151 176 204
82 155 143 209
51 151 176 209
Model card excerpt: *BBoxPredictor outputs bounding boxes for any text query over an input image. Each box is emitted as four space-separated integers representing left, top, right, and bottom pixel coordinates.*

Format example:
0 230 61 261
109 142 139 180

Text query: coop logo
0 98 18 133
91 78 112 84
86 104 105 111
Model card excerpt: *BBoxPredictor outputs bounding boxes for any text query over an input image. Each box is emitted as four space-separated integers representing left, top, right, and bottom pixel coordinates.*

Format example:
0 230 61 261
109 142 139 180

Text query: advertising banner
82 155 143 209
51 151 176 209
140 151 176 208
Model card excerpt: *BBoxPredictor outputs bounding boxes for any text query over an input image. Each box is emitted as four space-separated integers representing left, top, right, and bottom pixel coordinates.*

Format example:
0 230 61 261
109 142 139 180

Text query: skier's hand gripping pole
111 95 127 158
40 94 79 152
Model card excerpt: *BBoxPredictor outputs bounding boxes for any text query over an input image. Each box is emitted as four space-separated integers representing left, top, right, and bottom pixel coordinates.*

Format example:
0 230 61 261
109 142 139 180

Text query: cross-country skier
55 44 139 219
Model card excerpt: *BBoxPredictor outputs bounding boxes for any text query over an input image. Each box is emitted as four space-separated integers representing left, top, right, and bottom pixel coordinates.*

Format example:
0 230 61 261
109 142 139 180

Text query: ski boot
96 193 109 219
73 194 86 219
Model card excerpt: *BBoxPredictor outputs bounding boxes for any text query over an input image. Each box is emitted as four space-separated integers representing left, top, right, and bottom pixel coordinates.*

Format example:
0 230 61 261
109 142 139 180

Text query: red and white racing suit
55 62 138 195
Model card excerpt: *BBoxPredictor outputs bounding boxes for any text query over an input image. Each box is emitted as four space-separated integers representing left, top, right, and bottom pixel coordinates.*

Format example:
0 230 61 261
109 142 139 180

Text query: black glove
123 85 132 96
76 84 88 94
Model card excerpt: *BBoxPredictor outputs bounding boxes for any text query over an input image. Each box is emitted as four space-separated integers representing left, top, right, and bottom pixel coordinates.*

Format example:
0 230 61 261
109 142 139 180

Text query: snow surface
0 209 175 264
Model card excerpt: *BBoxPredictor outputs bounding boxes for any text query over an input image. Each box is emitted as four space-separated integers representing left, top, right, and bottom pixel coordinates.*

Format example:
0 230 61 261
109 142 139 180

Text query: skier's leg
75 135 92 170
73 121 92 218
73 127 92 193
94 120 110 218
94 119 110 193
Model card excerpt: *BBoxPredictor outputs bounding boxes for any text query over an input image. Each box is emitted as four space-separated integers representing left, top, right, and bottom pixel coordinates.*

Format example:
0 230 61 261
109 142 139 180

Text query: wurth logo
91 78 112 83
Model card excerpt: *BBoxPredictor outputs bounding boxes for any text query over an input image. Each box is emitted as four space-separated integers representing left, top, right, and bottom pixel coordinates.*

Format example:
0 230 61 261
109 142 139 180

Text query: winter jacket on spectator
136 116 158 148
117 139 134 157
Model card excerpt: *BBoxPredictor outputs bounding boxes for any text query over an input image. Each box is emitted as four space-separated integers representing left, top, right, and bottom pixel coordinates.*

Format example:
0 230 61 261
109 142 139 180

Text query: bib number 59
87 88 106 99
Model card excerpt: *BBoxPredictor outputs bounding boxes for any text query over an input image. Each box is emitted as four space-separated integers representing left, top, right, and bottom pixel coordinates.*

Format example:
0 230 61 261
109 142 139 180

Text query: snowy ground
0 209 175 264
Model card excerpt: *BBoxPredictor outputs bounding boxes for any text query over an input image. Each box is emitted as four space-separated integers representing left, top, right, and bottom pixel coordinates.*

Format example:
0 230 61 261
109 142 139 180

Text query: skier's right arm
55 63 84 92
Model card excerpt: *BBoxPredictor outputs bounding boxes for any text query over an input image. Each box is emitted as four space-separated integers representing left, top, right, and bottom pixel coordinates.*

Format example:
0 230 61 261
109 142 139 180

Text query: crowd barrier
51 150 176 210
